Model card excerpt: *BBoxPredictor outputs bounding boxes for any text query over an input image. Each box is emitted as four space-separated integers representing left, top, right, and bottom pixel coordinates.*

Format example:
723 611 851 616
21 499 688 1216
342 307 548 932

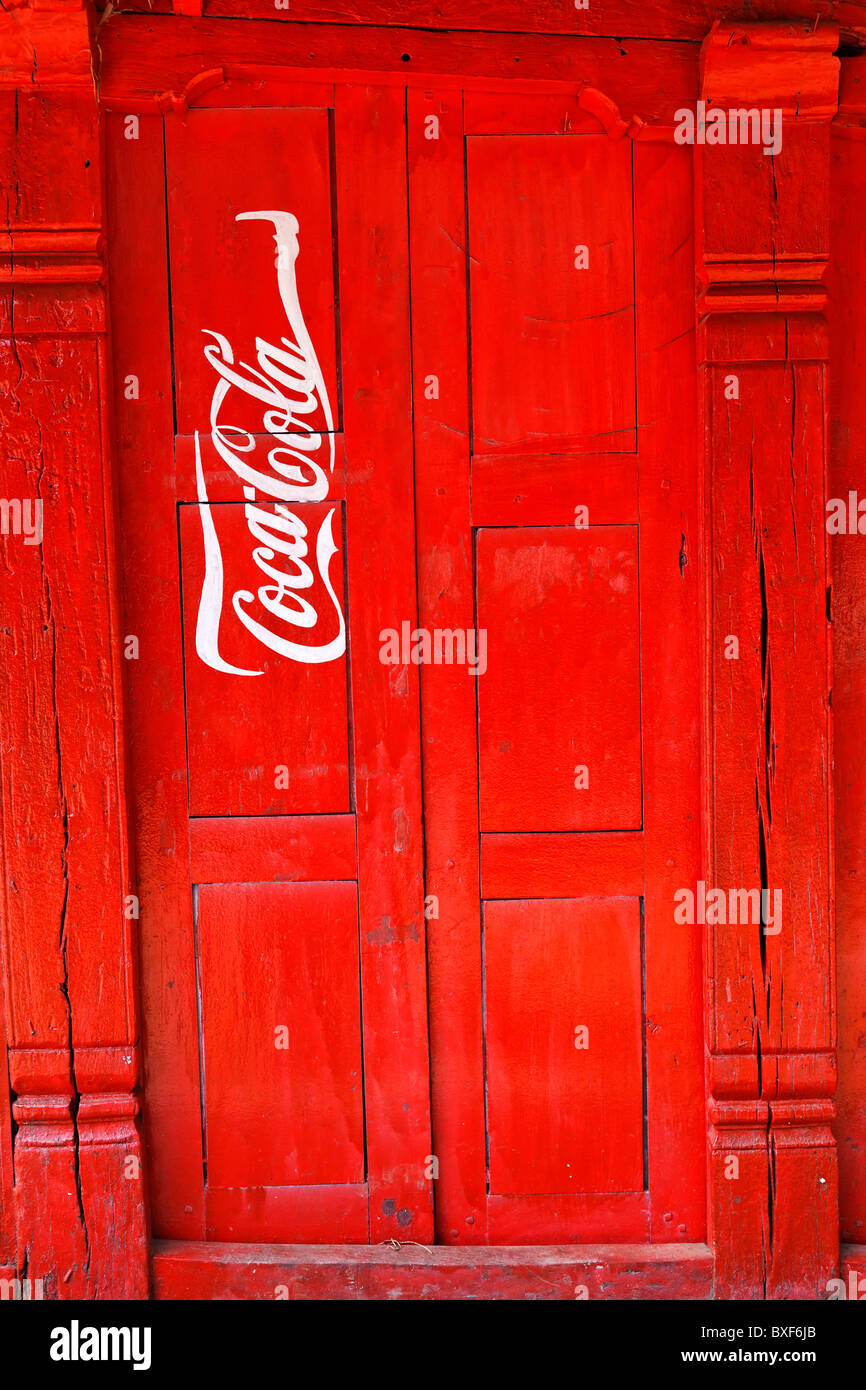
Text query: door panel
468 134 636 455
165 107 340 436
178 500 351 816
476 525 642 831
408 90 705 1243
197 880 364 1187
484 896 644 1196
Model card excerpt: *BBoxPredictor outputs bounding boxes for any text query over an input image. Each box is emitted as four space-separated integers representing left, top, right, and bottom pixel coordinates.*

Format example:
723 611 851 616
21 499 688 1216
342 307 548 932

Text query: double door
108 75 704 1246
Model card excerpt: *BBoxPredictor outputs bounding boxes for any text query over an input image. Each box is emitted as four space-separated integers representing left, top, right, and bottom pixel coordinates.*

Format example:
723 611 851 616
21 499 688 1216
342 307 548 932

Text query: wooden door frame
0 1 846 1299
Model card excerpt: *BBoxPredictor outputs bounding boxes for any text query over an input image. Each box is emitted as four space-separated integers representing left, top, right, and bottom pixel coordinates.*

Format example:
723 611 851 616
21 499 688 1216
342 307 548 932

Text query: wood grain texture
486 1193 649 1245
2 4 854 1298
178 501 351 816
205 1185 368 1244
633 142 706 1243
408 84 704 1249
335 83 434 1242
0 55 147 1294
701 19 840 119
0 948 11 1268
196 881 365 1188
107 82 439 1249
476 526 642 832
107 111 205 1239
841 1244 866 1284
165 107 340 435
697 27 838 1299
188 814 356 884
470 453 638 528
484 898 644 1196
96 19 698 126
827 125 866 1244
152 1238 713 1300
464 91 611 137
707 363 832 1056
0 5 93 91
467 134 635 456
481 833 644 900
407 85 486 1243
190 1 866 45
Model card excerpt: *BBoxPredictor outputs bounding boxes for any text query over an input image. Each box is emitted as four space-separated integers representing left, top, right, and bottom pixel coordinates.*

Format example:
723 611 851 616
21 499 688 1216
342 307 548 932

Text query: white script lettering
195 210 345 674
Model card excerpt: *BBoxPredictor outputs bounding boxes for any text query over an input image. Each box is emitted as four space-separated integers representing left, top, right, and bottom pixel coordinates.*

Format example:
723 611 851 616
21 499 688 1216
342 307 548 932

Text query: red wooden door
109 91 431 1246
107 74 705 1248
409 90 704 1244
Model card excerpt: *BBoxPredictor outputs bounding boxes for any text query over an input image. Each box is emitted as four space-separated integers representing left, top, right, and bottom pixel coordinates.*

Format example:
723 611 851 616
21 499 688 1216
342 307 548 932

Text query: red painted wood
0 196 131 1069
178 501 350 816
707 367 831 1054
151 1238 713 1300
205 1186 368 1244
485 898 644 1196
104 77 438 1249
194 79 336 110
166 106 351 816
0 33 148 1293
197 1 866 45
107 111 206 1239
827 122 866 1244
470 453 638 528
335 83 434 1242
407 85 487 1243
97 20 698 127
464 91 607 138
467 135 635 455
407 84 705 1249
2 4 852 1301
0 967 11 1270
188 815 356 884
165 106 340 436
175 432 346 504
0 645 13 1264
841 1245 866 1288
481 833 644 900
486 1194 649 1245
696 23 839 1299
197 881 364 1187
109 93 360 1244
701 19 840 120
633 141 706 1243
476 526 642 832
467 91 617 138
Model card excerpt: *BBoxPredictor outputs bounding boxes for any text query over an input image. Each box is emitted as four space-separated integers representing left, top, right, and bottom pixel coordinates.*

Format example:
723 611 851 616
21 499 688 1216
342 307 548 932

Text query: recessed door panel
468 134 636 456
476 525 642 832
166 107 340 437
179 500 350 816
484 896 644 1195
197 880 364 1188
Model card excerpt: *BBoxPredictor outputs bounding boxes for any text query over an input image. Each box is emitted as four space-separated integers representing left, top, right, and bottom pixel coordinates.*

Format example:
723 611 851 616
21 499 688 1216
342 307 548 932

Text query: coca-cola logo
194 209 345 675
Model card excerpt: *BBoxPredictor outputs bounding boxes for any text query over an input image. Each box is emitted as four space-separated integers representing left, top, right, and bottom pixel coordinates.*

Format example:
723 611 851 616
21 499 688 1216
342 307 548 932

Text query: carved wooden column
697 21 839 1299
0 1 148 1298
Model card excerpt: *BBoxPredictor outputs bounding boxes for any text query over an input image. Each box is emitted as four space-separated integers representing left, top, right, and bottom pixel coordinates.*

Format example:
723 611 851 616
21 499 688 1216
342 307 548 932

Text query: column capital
701 19 840 121
0 0 95 91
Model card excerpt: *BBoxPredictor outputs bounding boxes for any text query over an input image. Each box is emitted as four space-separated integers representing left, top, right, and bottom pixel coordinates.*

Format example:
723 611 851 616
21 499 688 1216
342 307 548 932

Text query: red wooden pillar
696 21 840 1299
0 1 148 1298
